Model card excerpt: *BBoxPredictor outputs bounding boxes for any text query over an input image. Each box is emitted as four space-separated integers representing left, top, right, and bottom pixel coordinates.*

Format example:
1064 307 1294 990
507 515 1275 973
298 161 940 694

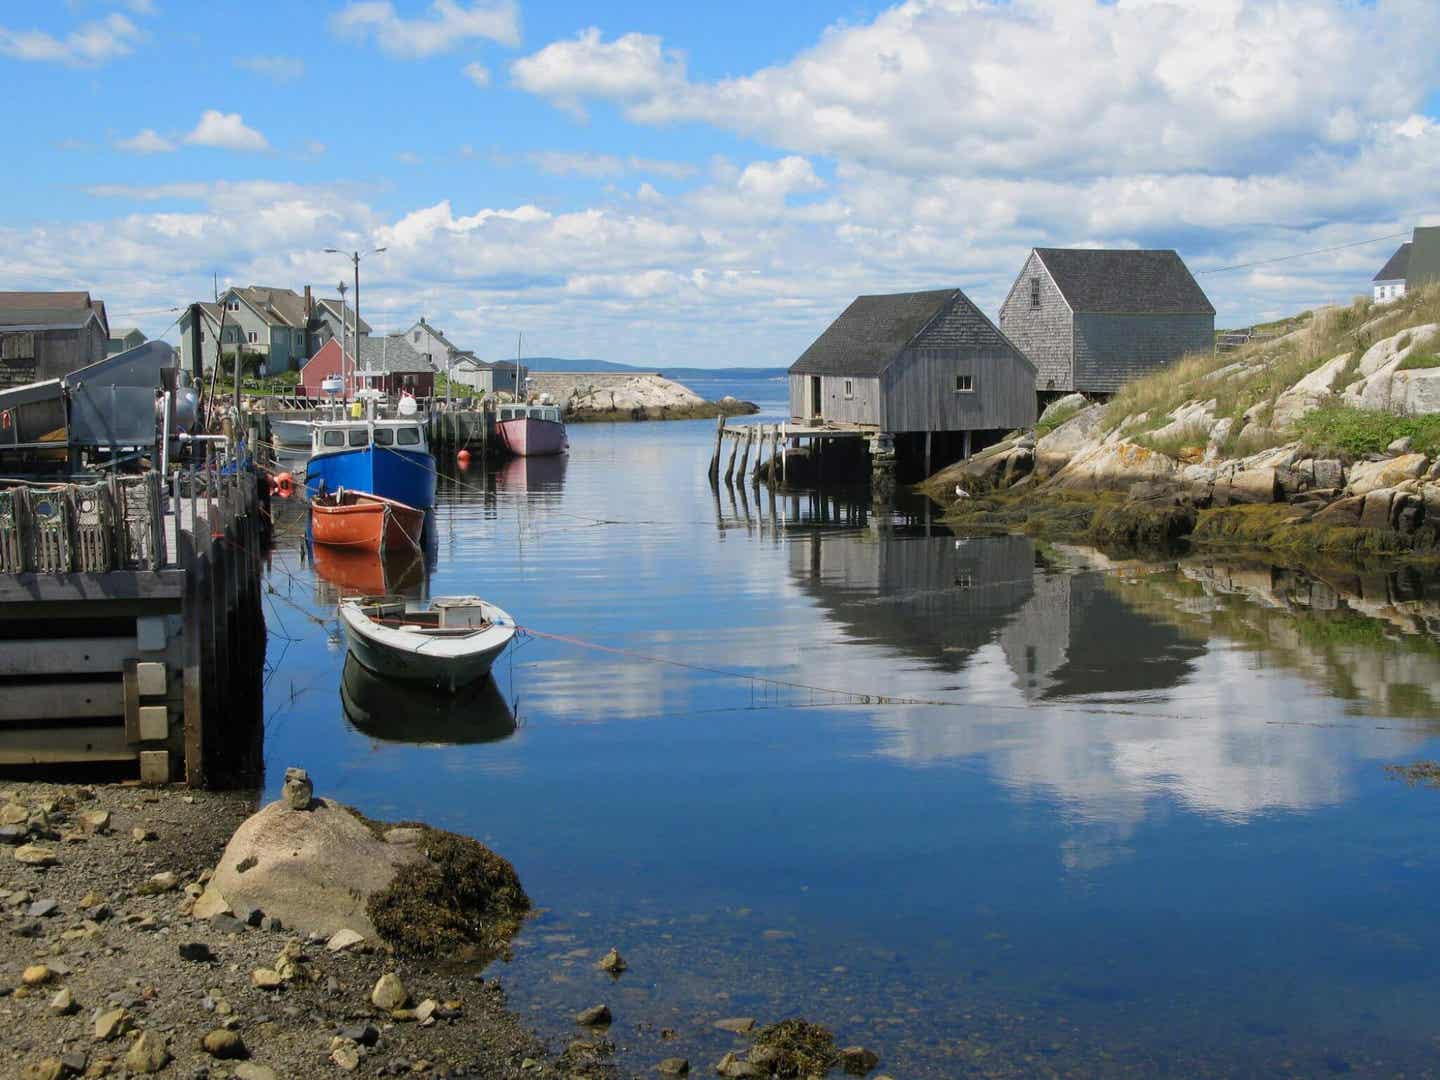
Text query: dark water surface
263 383 1440 1077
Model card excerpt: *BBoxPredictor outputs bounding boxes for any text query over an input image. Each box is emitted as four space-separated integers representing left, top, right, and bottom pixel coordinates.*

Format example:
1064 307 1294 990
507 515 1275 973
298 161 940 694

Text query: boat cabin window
373 428 395 446
321 429 345 447
348 428 370 447
397 427 421 446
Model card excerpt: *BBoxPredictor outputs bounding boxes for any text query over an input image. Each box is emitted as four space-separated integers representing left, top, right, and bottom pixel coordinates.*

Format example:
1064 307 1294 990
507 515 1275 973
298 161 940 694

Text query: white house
1373 242 1410 304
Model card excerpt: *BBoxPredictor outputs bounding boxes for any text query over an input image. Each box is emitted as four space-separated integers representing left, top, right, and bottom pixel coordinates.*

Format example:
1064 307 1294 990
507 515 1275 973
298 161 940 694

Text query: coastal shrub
751 1019 839 1076
1293 404 1440 458
1397 350 1440 371
365 823 530 960
1133 420 1212 460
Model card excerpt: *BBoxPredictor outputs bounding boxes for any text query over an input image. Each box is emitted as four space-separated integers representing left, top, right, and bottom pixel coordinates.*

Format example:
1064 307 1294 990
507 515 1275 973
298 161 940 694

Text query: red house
298 335 436 398
298 338 345 397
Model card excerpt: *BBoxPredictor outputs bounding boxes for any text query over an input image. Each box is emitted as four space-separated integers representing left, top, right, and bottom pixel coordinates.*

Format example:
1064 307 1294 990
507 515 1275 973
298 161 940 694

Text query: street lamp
324 247 386 406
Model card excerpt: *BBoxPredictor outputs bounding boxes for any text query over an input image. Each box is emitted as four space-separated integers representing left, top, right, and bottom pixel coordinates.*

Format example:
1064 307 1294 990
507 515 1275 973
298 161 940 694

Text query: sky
3 0 1439 367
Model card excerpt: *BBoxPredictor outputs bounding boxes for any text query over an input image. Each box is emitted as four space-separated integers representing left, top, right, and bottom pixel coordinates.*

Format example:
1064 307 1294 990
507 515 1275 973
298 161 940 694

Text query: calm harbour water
263 375 1440 1077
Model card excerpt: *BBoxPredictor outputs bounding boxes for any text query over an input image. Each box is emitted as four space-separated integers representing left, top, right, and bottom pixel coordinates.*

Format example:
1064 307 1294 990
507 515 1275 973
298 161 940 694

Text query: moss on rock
751 1018 840 1077
362 822 530 960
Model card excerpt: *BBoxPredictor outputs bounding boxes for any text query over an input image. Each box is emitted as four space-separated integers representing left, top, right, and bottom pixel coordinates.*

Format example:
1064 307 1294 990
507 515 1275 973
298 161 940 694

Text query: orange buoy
456 449 471 468
275 472 295 498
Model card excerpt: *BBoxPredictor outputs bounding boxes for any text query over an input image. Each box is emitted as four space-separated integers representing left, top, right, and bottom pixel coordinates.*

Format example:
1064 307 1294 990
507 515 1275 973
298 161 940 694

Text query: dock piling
709 414 725 484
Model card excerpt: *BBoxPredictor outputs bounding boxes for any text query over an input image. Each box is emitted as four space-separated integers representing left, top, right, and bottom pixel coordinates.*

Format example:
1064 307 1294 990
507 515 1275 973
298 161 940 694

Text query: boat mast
516 333 523 404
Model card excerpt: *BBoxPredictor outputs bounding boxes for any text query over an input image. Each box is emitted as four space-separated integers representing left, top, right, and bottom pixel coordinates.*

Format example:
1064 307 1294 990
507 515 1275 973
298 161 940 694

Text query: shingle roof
0 290 105 330
1373 242 1411 282
230 285 308 328
355 334 434 373
411 318 458 352
789 289 1014 376
1407 227 1440 289
316 298 372 334
1033 249 1214 315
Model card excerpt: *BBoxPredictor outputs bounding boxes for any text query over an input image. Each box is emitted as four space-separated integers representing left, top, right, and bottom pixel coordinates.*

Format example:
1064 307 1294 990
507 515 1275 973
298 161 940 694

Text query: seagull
954 485 971 499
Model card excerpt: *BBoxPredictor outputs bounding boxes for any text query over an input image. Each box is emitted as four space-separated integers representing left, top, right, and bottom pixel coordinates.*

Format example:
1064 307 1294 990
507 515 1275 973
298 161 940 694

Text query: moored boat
306 416 437 508
272 417 313 449
310 489 424 553
339 596 516 691
496 402 568 457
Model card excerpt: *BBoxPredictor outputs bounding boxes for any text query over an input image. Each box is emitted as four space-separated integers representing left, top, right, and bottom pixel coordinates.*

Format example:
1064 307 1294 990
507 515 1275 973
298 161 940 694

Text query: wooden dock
0 460 267 785
708 417 886 490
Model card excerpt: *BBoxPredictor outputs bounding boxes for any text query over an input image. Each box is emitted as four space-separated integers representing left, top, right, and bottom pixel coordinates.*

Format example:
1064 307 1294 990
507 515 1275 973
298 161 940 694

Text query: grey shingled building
999 249 1214 396
788 288 1036 437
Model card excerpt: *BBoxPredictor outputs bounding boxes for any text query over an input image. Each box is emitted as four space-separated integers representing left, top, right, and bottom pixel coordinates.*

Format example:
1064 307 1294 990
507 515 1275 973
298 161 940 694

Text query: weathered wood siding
788 374 882 425
999 251 1074 392
2 324 109 386
1072 312 1214 393
879 347 1036 432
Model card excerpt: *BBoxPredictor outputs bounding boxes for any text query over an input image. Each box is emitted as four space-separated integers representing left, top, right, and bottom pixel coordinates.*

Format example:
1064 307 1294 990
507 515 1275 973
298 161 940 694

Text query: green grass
1292 403 1440 458
1397 350 1440 371
1035 398 1085 436
1132 419 1210 459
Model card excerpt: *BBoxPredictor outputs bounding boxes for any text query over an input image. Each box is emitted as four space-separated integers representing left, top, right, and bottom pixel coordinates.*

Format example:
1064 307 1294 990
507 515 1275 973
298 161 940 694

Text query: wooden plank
0 723 133 764
0 570 185 604
0 637 139 677
0 681 124 722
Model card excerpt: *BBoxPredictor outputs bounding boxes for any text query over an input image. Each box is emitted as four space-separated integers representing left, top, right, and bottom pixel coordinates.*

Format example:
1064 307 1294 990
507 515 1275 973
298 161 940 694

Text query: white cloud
462 61 490 87
184 110 270 152
626 156 696 180
510 28 684 118
0 13 143 66
332 0 520 57
513 0 1440 178
115 128 176 154
235 55 305 83
123 1 158 13
530 151 625 178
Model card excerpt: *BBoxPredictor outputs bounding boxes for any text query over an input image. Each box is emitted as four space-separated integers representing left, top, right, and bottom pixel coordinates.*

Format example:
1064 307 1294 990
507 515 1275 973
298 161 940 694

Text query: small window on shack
1030 276 1041 307
321 430 344 447
955 374 974 393
397 427 421 446
843 378 854 399
348 428 369 447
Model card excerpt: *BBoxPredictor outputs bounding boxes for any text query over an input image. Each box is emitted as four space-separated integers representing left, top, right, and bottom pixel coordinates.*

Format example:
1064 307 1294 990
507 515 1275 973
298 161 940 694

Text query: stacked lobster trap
0 474 165 574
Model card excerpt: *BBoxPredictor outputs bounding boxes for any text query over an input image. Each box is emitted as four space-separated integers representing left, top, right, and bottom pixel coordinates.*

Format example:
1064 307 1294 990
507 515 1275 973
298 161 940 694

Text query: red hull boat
310 490 424 553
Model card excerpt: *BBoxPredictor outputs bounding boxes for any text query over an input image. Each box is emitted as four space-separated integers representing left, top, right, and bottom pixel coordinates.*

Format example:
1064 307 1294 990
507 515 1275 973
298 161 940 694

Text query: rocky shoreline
523 372 759 423
922 300 1440 564
1 778 617 1080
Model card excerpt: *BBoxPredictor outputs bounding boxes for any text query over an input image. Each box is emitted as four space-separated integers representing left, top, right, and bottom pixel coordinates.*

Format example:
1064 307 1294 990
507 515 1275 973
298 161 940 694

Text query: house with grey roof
106 327 147 356
999 248 1215 396
1373 242 1411 304
353 334 436 397
179 285 369 376
450 354 519 395
787 288 1036 451
0 290 110 388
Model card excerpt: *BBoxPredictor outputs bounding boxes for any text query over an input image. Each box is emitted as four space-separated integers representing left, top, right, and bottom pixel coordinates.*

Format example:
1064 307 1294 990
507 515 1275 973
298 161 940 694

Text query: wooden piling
724 428 741 484
738 426 755 480
709 414 725 483
751 424 767 485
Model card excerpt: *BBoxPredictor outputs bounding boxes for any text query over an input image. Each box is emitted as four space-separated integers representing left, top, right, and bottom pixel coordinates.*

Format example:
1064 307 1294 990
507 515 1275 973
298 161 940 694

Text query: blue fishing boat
305 415 436 509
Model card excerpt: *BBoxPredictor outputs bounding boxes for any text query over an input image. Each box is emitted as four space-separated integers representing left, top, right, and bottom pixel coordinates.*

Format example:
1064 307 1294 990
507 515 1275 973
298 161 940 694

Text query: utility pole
336 280 349 406
325 246 387 409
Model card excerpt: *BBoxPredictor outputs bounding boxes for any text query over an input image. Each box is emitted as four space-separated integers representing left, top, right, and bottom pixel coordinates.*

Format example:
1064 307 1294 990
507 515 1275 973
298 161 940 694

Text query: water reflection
311 545 428 600
340 655 516 745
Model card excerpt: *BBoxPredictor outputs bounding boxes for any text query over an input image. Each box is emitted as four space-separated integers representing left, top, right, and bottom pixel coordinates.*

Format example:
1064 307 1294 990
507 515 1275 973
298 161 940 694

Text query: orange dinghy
310 489 424 553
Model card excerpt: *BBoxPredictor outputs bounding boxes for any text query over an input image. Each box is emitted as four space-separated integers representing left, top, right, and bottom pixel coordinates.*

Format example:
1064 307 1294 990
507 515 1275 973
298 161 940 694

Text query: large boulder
1034 404 1106 474
1045 440 1177 493
1344 453 1428 496
1272 353 1351 427
1215 467 1279 505
203 798 425 939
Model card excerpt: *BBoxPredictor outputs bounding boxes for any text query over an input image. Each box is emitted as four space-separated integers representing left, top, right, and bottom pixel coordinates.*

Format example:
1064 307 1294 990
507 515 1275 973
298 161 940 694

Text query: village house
106 326 147 355
0 290 110 389
299 334 435 398
450 355 519 395
1374 226 1440 304
1373 243 1410 304
788 288 1036 466
998 248 1215 397
178 285 366 376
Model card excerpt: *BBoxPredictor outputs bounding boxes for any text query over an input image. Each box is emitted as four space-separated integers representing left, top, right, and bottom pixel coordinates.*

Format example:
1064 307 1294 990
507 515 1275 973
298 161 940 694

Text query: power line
1196 231 1410 276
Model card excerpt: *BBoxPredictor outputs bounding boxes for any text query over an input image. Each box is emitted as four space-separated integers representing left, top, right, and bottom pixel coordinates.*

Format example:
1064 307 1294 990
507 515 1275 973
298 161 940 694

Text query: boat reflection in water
493 451 568 493
340 654 516 746
311 544 428 602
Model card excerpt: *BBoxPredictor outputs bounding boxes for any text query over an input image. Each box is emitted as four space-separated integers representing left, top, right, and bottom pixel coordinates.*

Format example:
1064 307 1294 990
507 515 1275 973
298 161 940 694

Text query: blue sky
3 0 1439 366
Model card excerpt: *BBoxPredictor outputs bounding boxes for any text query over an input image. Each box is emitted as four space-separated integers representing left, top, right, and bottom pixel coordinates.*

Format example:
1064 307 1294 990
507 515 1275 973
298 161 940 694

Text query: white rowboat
340 596 516 692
